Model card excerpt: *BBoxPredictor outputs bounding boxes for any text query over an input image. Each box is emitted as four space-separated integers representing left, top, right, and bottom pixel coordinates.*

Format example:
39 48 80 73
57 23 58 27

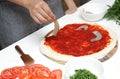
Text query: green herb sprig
105 0 120 25
70 69 97 79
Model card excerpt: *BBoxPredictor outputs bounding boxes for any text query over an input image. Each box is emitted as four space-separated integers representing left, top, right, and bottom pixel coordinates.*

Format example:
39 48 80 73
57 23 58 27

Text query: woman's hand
65 8 77 14
24 0 56 24
64 0 77 14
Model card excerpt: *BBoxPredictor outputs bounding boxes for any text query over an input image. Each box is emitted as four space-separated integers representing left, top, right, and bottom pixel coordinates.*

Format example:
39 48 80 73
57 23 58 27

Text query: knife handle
15 45 25 55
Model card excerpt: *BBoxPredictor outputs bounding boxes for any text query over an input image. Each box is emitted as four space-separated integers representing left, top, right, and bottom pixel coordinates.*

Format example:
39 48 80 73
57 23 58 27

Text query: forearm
7 0 27 8
5 0 55 24
64 0 77 9
0 0 8 1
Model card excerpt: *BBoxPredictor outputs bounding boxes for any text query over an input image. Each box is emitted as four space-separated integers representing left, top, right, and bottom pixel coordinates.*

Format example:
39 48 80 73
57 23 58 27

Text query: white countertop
0 0 120 79
91 0 115 5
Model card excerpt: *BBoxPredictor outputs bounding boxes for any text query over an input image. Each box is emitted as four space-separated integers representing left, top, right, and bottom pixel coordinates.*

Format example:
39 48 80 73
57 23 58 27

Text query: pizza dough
40 23 117 63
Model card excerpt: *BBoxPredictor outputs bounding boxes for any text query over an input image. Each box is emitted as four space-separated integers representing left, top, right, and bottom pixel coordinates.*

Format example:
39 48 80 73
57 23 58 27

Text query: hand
65 8 77 14
64 0 77 14
24 0 56 24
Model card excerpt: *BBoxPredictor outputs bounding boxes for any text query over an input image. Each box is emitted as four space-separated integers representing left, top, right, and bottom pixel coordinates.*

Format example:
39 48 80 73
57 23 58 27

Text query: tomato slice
36 66 51 77
10 66 21 77
50 69 62 79
0 75 2 79
18 66 30 78
0 64 62 79
1 68 16 79
19 74 33 79
30 64 51 78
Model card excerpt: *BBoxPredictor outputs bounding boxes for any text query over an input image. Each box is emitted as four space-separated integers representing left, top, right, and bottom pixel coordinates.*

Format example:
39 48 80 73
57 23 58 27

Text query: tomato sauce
45 23 111 56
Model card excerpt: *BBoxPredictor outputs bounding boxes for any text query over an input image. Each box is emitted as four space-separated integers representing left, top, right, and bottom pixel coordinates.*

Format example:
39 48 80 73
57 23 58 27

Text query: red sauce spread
45 23 111 56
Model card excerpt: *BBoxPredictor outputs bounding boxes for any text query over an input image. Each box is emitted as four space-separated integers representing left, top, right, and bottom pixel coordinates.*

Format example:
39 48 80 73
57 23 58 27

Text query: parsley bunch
105 0 120 25
70 69 97 79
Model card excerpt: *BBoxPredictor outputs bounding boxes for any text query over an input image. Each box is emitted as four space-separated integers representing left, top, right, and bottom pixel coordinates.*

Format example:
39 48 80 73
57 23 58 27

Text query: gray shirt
0 0 64 49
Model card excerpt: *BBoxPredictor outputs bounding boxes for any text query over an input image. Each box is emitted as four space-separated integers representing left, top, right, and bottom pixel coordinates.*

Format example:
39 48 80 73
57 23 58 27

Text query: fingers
27 1 56 24
40 2 56 21
30 11 47 24
37 7 53 23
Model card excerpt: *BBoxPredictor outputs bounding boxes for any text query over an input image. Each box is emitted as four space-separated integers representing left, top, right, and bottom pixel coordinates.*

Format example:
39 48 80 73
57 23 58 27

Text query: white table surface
0 0 120 79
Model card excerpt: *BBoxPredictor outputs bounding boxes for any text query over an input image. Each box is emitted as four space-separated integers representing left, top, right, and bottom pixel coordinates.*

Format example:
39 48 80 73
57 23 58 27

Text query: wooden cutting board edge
98 41 118 62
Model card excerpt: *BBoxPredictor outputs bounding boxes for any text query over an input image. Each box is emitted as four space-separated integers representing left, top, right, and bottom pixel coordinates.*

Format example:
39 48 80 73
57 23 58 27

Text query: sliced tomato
10 66 21 77
0 75 2 79
0 64 62 79
30 64 45 77
50 69 62 79
30 64 51 77
1 68 16 79
18 66 30 78
36 66 51 77
19 73 33 79
31 75 49 79
22 74 48 79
